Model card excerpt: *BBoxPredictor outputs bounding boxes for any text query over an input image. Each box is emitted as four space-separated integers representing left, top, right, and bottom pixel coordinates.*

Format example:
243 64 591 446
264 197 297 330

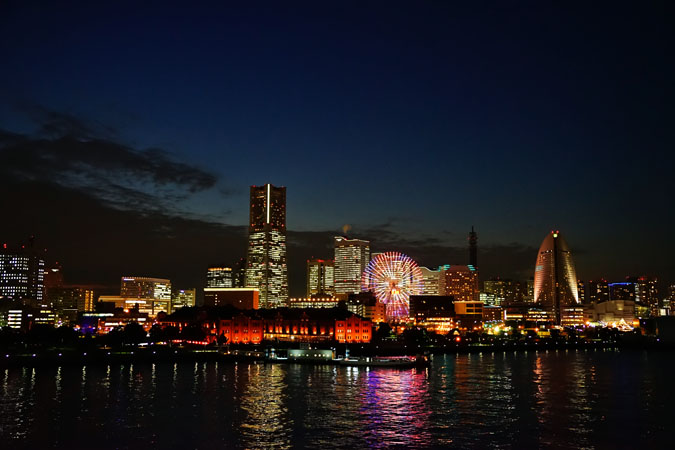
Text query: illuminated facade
120 276 172 314
99 295 168 317
419 266 442 295
633 276 659 316
409 295 455 333
48 286 96 321
586 300 638 324
0 244 45 305
482 278 523 306
306 259 334 296
245 184 288 308
207 266 233 288
288 297 339 309
333 236 370 295
335 316 372 343
164 311 372 344
441 265 479 302
533 231 579 325
171 288 196 310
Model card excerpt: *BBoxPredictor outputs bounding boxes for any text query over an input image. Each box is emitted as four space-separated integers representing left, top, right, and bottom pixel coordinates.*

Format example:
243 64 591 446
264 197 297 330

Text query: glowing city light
362 252 423 321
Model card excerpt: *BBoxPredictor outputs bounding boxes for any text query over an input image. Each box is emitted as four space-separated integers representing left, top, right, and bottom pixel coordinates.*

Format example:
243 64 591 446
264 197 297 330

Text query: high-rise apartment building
306 259 334 296
440 265 479 302
333 236 370 295
533 231 579 324
207 266 233 288
0 242 45 306
120 276 172 314
245 184 288 308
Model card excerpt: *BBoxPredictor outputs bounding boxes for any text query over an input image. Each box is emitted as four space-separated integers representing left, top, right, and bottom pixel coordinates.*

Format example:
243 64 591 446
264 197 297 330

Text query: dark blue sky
1 1 673 292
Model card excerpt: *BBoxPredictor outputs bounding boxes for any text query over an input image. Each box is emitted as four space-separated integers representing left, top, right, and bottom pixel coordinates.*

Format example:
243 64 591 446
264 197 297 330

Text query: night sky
1 1 673 296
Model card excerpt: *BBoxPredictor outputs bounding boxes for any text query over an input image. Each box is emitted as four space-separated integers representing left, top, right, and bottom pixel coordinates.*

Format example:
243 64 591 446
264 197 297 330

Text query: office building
245 184 288 308
207 266 233 288
533 231 579 324
334 236 370 295
0 241 45 306
483 278 523 306
171 288 196 310
306 259 334 296
48 286 96 322
120 276 172 315
419 266 442 295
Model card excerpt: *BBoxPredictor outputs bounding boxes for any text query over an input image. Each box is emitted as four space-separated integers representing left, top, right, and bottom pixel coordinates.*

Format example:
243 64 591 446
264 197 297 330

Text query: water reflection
359 368 431 448
0 352 673 448
237 363 292 449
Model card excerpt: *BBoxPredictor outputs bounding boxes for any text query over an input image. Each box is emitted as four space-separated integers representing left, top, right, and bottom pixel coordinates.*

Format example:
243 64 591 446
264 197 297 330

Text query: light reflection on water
0 350 673 449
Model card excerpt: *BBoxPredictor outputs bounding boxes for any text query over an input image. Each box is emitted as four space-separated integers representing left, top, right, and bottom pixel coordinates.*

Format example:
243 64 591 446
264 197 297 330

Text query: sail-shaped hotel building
533 231 579 325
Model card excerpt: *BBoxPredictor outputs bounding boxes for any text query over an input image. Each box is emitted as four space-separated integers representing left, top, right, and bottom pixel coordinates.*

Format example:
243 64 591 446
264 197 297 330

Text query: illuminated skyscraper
306 259 334 296
245 184 288 308
533 231 579 324
207 266 233 288
333 236 370 295
0 241 45 306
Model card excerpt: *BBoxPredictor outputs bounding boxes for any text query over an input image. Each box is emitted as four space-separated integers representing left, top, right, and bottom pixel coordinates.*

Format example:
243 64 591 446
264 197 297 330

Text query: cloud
0 108 217 215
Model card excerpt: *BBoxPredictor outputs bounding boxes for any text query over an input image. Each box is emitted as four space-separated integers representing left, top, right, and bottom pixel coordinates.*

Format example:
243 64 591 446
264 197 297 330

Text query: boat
338 355 430 368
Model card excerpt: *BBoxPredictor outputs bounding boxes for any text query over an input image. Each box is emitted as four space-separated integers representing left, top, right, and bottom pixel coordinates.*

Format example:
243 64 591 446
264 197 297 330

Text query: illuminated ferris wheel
362 252 423 321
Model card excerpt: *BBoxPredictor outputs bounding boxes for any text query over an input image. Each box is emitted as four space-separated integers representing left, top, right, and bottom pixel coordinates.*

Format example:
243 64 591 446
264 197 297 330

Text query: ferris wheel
362 252 423 321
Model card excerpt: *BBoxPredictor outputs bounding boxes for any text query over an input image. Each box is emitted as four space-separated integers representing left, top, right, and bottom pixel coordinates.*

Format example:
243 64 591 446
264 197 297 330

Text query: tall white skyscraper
334 236 370 295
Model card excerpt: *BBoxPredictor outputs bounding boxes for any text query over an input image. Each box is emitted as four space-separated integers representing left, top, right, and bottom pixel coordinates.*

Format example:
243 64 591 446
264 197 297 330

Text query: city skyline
0 2 672 295
1 4 674 449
